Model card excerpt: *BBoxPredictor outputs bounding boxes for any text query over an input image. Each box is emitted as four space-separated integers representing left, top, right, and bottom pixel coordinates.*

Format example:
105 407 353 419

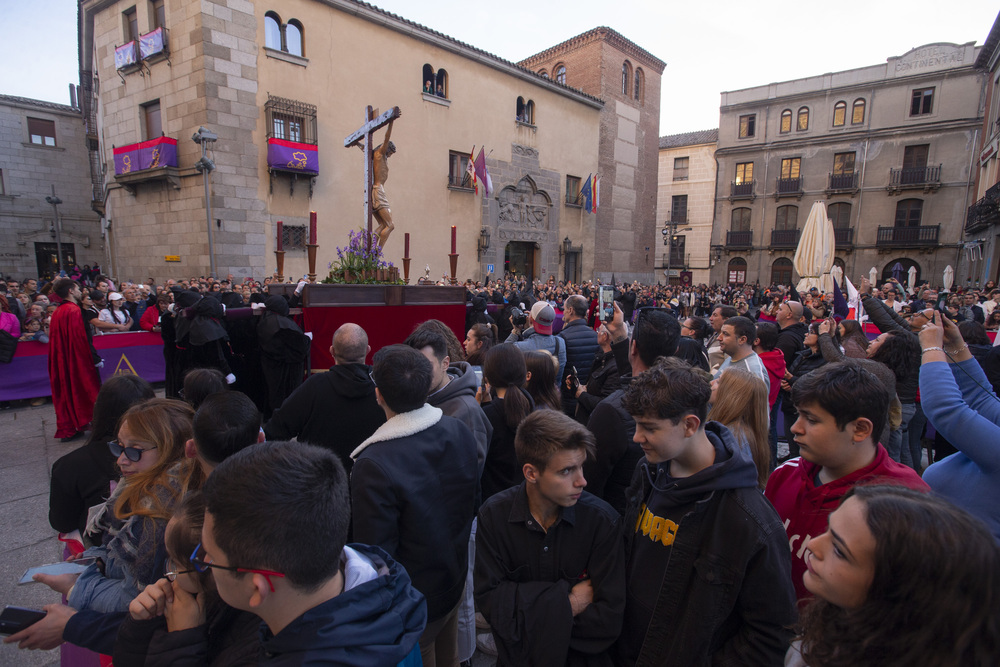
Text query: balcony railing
770 228 801 248
730 180 755 199
448 174 473 190
727 230 753 248
888 165 942 189
828 172 859 191
875 225 940 247
775 177 802 197
834 227 854 246
965 182 1000 233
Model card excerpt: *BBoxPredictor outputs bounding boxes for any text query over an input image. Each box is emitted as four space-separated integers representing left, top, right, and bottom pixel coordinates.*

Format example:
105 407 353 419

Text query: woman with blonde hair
36 398 195 614
709 369 771 488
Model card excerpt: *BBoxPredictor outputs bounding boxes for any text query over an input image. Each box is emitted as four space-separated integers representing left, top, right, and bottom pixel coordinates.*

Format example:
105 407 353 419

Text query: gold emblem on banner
113 353 138 376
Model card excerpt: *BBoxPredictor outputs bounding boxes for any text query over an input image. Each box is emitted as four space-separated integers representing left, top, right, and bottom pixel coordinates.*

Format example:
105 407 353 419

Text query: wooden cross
344 105 401 246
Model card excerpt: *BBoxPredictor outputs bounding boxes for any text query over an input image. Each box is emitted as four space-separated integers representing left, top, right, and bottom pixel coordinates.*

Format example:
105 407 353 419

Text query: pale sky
1 0 995 136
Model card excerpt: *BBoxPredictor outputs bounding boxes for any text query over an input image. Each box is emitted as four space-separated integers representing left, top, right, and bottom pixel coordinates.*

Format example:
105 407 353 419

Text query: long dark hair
798 485 1000 667
838 319 869 352
465 323 496 366
524 350 561 411
88 375 156 447
483 344 530 431
868 331 919 385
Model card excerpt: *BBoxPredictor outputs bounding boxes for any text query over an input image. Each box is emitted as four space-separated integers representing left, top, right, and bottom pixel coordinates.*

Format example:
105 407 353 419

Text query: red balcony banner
114 42 137 69
267 137 319 175
113 136 178 175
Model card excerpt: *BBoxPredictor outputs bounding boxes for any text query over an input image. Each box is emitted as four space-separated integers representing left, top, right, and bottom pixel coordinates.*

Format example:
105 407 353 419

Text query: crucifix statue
344 105 401 248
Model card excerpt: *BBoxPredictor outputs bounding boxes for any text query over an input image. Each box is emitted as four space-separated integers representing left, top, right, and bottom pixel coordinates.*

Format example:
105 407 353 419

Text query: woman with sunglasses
36 399 196 614
115 492 259 666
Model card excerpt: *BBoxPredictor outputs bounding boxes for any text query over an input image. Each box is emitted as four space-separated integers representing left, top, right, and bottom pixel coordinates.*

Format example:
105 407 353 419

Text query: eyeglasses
108 440 157 462
189 543 286 592
164 559 195 582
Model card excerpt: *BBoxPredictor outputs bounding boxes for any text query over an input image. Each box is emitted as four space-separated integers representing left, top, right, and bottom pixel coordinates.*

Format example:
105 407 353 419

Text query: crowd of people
1 267 999 666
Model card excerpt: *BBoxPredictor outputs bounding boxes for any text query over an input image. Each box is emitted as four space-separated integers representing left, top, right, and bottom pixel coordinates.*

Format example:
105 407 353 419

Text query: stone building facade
711 43 985 289
966 12 1000 286
519 28 666 284
657 129 717 286
0 95 104 280
77 1 671 285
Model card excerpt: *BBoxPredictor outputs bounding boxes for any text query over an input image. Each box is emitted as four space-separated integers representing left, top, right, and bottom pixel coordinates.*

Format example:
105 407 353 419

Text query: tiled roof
519 26 666 74
976 11 1000 69
659 129 718 149
0 93 77 113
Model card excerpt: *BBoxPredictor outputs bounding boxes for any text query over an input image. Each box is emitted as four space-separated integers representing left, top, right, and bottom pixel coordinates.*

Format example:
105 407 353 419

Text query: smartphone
567 365 580 390
19 559 95 585
0 606 47 636
598 285 614 322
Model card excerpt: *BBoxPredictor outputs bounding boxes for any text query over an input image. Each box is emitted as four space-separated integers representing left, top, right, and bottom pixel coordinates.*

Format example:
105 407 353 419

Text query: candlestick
451 226 456 254
404 232 410 258
275 250 285 283
307 244 318 284
309 211 317 245
448 253 458 285
276 221 283 252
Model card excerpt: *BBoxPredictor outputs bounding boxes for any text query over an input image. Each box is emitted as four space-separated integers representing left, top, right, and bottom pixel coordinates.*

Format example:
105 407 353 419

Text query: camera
510 307 527 328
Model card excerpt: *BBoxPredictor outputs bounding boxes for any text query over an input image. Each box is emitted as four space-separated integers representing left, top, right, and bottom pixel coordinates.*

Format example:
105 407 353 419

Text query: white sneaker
475 632 497 657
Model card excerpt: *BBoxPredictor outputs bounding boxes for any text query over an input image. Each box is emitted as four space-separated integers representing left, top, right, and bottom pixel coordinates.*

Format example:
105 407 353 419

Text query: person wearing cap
506 301 567 380
98 291 133 331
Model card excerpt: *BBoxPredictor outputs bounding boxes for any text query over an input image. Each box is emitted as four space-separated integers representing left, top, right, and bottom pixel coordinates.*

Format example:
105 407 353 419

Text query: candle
309 211 317 245
404 232 410 258
451 226 457 254
276 221 283 251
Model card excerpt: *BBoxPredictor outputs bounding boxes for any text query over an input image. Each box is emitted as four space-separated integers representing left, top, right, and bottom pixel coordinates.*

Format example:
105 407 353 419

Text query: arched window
728 257 748 285
538 69 549 78
775 205 798 230
516 97 534 124
852 98 866 125
894 199 923 227
797 107 809 131
422 64 434 92
634 68 644 103
829 202 851 227
555 64 566 85
881 258 920 284
833 101 846 127
780 109 792 133
622 61 632 96
285 19 303 56
832 257 847 285
731 207 752 231
771 258 793 286
436 68 448 98
264 12 281 50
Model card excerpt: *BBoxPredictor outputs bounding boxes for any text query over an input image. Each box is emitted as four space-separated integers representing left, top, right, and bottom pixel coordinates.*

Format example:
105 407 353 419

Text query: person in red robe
49 278 102 441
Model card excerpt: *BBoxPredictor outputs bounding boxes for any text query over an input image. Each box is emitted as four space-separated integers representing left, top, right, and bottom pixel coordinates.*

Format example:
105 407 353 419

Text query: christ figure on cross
371 119 396 248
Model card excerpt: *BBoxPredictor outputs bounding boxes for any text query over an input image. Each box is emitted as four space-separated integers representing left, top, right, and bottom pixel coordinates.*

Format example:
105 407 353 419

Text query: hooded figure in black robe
257 295 310 417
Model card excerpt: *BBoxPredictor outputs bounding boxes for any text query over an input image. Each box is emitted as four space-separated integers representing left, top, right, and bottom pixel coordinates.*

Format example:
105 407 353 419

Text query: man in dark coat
351 345 478 667
264 323 385 476
559 295 599 417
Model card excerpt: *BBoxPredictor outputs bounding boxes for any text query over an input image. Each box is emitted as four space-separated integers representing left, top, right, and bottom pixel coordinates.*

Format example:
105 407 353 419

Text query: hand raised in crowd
164 581 206 632
129 577 174 621
817 318 834 335
858 276 872 295
605 300 626 342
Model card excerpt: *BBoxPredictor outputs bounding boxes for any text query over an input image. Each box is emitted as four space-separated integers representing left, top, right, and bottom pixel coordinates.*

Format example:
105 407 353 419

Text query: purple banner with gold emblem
114 42 137 69
114 137 177 175
267 138 319 175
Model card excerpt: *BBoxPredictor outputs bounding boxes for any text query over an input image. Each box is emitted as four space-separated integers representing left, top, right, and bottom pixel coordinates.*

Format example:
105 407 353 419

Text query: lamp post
44 185 65 275
192 126 218 278
662 219 692 286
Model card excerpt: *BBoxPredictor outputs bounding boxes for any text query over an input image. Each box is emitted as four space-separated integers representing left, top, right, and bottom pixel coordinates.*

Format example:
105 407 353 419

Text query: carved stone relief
497 175 551 231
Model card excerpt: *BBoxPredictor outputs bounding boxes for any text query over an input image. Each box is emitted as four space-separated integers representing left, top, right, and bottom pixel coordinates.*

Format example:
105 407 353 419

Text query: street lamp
662 219 692 285
44 185 65 275
192 126 218 277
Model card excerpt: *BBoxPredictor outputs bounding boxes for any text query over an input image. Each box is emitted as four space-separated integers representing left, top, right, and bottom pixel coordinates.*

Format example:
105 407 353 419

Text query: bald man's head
331 323 370 365
778 300 804 328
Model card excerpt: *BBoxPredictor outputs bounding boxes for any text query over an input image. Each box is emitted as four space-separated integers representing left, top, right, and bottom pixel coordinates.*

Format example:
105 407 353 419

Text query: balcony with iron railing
726 230 753 248
827 172 859 193
875 225 940 247
965 182 1000 234
770 228 801 248
887 164 942 193
834 227 854 247
775 176 803 199
730 180 755 201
